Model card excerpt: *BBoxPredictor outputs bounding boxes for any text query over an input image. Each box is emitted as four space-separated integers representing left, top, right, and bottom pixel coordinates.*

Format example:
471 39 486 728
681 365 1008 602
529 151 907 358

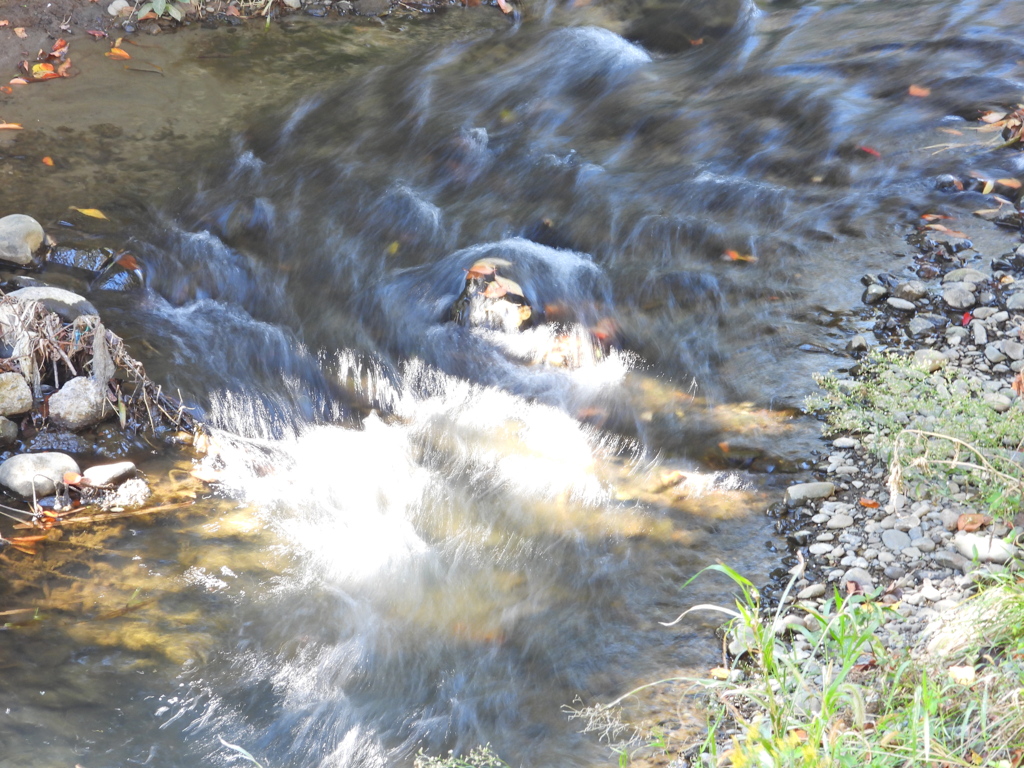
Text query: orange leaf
858 145 881 157
688 37 704 45
859 497 880 508
50 38 68 56
0 20 8 27
63 471 83 485
997 178 1022 189
41 156 53 166
225 4 240 14
1012 372 1024 398
957 513 992 532
86 29 108 38
718 441 730 453
9 78 29 85
481 281 508 298
980 111 1006 124
0 86 11 94
908 84 930 97
0 122 22 129
496 0 512 13
105 47 131 60
14 27 27 38
57 57 71 77
920 213 952 221
937 128 963 136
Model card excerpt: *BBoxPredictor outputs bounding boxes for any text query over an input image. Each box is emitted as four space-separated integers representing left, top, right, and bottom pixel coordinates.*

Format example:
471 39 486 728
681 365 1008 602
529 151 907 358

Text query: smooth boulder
0 452 80 498
0 214 45 266
784 481 835 507
7 288 98 322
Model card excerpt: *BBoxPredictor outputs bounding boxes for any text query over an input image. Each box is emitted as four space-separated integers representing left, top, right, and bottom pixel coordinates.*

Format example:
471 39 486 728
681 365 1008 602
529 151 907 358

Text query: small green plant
136 0 188 22
413 744 509 768
807 350 1024 517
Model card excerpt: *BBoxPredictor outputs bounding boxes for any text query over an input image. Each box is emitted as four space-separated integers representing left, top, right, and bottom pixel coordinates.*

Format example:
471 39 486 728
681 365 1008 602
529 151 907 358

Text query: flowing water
3 0 1024 765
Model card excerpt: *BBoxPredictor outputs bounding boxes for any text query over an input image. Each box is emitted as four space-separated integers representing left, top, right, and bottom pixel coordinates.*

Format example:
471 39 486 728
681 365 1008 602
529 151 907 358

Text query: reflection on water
3 0 1024 765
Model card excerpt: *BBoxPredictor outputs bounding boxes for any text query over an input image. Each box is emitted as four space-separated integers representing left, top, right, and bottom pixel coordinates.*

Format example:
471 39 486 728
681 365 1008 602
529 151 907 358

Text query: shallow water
3 0 1024 765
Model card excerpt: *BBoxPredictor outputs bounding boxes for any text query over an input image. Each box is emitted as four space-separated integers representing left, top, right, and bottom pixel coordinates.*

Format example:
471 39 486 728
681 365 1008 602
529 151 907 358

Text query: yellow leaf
982 180 995 195
105 47 131 60
949 665 976 685
69 206 109 220
708 667 730 680
386 241 399 256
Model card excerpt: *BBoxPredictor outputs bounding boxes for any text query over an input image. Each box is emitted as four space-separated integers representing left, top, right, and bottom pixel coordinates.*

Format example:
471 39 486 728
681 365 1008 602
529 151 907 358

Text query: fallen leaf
14 27 27 39
957 513 992 532
86 29 108 38
9 78 29 85
69 206 109 219
982 179 995 195
57 57 71 77
465 262 496 279
921 213 952 221
859 497 880 508
908 84 930 97
937 128 963 136
962 311 973 326
105 47 131 60
718 441 730 453
48 38 69 58
31 62 55 77
225 4 240 14
980 110 1006 124
722 249 757 262
688 37 703 45
496 0 512 13
116 253 140 270
63 471 84 485
481 281 508 299
924 223 968 237
997 178 1022 189
708 667 730 680
0 20 8 27
0 122 23 129
1012 372 1024 398
0 86 11 94
41 156 53 166
857 145 881 157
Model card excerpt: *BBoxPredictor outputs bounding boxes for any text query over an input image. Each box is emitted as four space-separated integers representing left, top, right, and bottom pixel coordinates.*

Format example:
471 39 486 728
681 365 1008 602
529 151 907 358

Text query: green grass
807 350 1024 518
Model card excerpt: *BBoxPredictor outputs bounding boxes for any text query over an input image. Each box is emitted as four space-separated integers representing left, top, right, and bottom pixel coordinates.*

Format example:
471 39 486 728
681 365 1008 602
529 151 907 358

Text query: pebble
912 349 946 372
827 514 855 529
0 416 17 445
1006 293 1024 310
842 567 874 591
785 482 835 506
832 437 859 448
809 543 834 555
983 393 1013 412
862 284 888 305
911 537 936 553
942 286 975 309
893 280 928 301
0 214 45 266
893 515 920 532
796 583 826 599
881 529 912 550
887 297 916 312
943 268 987 284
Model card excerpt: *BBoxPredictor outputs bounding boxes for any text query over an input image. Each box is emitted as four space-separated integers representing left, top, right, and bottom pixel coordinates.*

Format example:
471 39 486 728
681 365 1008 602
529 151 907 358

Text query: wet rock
785 481 834 506
954 532 1016 564
0 416 17 445
83 461 136 486
0 372 33 416
25 429 92 454
0 452 80 497
893 280 927 301
881 529 911 550
1007 293 1024 311
862 284 888 305
943 268 987 284
447 260 533 333
847 334 869 353
353 0 390 14
912 349 946 372
48 377 109 431
8 288 98 322
943 286 975 310
0 214 45 266
887 297 916 312
108 477 151 508
908 314 947 338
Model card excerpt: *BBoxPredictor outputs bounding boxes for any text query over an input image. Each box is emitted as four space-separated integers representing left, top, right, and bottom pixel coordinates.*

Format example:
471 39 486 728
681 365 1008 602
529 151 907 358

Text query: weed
413 744 509 768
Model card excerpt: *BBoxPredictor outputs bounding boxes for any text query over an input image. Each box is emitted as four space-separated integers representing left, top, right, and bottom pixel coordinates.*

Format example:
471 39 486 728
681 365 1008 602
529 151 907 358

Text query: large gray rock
943 268 987 284
943 286 975 310
785 481 835 507
1008 293 1024 311
7 288 98 322
48 377 109 430
0 452 80 498
0 214 45 266
954 532 1017 564
0 372 32 416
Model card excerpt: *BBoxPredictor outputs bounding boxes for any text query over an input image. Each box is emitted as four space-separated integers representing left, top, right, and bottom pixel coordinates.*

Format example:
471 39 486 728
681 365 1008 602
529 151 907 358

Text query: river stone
809 542 834 555
943 268 987 284
8 288 99 322
83 461 136 486
943 286 975 309
847 334 869 352
797 583 826 599
893 280 927 301
353 0 391 14
983 392 1012 412
1003 340 1024 360
862 284 887 305
785 481 835 506
48 377 108 430
108 0 131 15
954 532 1017 564
912 349 946 372
1007 293 1024 311
886 297 916 312
832 437 858 448
842 567 874 592
827 514 855 529
932 549 969 572
0 214 45 266
0 416 17 445
0 372 32 416
0 452 80 497
985 343 1007 364
907 316 938 337
881 528 912 551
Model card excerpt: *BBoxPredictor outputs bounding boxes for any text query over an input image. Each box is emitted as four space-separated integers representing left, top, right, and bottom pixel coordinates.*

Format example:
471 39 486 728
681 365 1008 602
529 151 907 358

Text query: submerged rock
0 451 80 497
48 377 109 431
0 416 17 445
0 214 45 266
83 461 136 486
0 372 33 416
447 260 533 333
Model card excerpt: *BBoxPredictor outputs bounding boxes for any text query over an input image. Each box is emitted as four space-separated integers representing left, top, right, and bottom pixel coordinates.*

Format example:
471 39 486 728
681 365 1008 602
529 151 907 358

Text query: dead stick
59 501 194 527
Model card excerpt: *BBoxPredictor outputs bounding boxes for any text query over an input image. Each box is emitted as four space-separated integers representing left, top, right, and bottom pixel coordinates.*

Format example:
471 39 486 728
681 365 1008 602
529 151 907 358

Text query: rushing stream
3 0 1024 765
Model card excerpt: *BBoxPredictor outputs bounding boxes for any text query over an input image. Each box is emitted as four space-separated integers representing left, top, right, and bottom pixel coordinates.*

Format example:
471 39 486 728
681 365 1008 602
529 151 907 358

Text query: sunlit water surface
2 0 1024 765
